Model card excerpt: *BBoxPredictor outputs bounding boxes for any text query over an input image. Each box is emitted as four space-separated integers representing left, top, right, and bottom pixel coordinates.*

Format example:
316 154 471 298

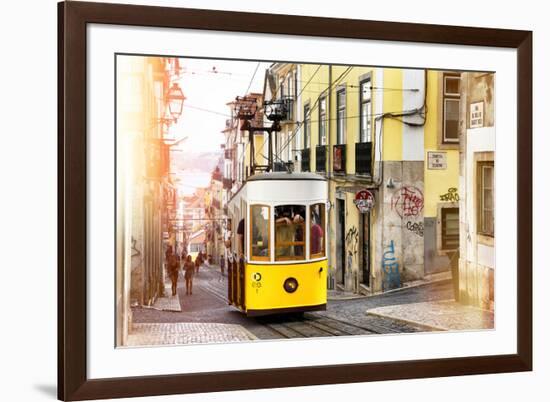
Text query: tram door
336 199 346 286
232 260 239 305
233 215 245 309
228 255 234 304
238 258 245 309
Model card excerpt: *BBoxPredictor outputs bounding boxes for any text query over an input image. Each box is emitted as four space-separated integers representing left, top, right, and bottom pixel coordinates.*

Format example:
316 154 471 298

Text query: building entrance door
336 199 346 286
361 212 371 287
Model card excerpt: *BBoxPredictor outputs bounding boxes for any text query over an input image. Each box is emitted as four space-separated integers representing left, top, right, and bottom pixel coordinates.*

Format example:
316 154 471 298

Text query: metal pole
327 64 333 276
268 130 273 171
249 130 255 176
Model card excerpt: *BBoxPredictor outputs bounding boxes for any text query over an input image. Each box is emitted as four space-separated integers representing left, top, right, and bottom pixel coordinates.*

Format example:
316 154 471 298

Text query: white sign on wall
470 101 484 128
427 151 447 170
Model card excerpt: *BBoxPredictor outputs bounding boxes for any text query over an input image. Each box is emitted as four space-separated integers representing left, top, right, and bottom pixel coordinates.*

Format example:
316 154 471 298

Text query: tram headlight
283 277 299 293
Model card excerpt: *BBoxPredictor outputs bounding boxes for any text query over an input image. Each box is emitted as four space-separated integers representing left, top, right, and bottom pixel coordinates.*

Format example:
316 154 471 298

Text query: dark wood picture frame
58 1 532 400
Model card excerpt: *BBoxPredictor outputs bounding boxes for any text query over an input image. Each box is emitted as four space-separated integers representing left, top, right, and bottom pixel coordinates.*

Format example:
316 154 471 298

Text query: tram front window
275 205 306 261
250 205 270 260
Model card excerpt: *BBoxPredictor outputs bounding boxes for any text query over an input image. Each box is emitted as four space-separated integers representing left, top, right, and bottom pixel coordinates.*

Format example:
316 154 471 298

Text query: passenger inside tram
251 205 269 258
275 205 305 260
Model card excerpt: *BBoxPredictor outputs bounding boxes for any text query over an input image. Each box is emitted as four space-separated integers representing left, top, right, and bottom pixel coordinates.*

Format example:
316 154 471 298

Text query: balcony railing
301 148 310 172
316 145 327 173
282 97 294 122
333 144 346 174
355 141 373 176
223 177 233 190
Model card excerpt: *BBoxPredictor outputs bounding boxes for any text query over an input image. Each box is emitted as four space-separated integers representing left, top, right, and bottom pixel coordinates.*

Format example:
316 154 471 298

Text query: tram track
259 314 388 339
303 316 381 336
197 269 424 339
306 314 401 335
197 277 229 304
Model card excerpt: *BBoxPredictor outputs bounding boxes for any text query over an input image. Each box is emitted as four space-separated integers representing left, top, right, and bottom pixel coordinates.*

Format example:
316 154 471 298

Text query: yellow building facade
234 63 461 294
292 65 460 293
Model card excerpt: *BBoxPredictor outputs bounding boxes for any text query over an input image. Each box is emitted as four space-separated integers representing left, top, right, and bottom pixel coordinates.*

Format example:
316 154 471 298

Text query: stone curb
327 294 369 301
136 303 182 313
329 275 452 301
371 275 452 297
365 310 447 332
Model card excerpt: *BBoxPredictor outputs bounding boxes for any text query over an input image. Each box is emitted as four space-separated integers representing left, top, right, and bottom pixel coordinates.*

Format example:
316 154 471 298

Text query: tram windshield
275 205 306 261
250 205 270 260
310 203 326 258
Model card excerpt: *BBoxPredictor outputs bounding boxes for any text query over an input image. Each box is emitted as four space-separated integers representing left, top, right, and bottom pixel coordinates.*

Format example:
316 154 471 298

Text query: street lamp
166 82 185 122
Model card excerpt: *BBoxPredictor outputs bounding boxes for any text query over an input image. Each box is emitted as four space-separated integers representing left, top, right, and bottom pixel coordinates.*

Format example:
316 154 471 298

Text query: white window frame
359 77 372 143
319 96 327 146
303 103 311 149
478 161 495 237
442 73 460 144
336 88 346 145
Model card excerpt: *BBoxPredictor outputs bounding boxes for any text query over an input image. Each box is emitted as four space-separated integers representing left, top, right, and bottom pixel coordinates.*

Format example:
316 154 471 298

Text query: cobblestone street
128 263 472 346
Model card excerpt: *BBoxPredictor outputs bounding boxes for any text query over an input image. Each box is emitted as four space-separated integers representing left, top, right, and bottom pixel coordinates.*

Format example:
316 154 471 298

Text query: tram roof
228 171 327 208
247 171 327 182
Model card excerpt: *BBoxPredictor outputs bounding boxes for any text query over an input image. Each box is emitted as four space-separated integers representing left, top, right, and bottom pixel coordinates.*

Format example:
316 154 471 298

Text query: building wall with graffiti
316 68 459 294
251 65 464 295
376 161 425 290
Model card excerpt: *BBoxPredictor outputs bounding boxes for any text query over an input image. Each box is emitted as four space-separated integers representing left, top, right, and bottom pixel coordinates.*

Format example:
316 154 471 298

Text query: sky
168 58 271 154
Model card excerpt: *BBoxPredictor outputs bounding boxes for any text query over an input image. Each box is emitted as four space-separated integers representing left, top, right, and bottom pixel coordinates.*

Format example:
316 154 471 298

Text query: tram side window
275 205 306 261
250 205 270 260
310 203 326 258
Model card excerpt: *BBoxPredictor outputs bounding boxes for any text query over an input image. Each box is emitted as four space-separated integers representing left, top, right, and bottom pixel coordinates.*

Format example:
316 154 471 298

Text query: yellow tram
226 171 328 316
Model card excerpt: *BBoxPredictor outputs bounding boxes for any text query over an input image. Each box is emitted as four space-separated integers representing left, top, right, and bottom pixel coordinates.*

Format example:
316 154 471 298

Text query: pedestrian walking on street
220 254 225 277
165 245 173 260
164 245 173 275
184 255 195 295
166 250 180 296
195 253 202 274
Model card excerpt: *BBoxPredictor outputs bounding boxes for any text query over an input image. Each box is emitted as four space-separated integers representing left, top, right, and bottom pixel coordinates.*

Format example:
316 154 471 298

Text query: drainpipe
327 65 333 283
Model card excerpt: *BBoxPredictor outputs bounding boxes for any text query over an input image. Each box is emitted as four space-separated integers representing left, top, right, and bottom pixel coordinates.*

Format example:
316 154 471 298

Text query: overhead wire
252 64 323 165
275 66 354 161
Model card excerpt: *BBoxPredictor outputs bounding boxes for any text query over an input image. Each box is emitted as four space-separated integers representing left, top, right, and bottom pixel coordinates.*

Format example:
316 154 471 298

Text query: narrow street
129 264 451 346
116 57 496 348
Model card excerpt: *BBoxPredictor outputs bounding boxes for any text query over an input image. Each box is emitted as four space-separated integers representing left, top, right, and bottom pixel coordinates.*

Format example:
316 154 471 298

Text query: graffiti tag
391 186 424 218
405 221 424 237
131 237 141 257
382 240 401 291
345 226 359 256
439 187 459 202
